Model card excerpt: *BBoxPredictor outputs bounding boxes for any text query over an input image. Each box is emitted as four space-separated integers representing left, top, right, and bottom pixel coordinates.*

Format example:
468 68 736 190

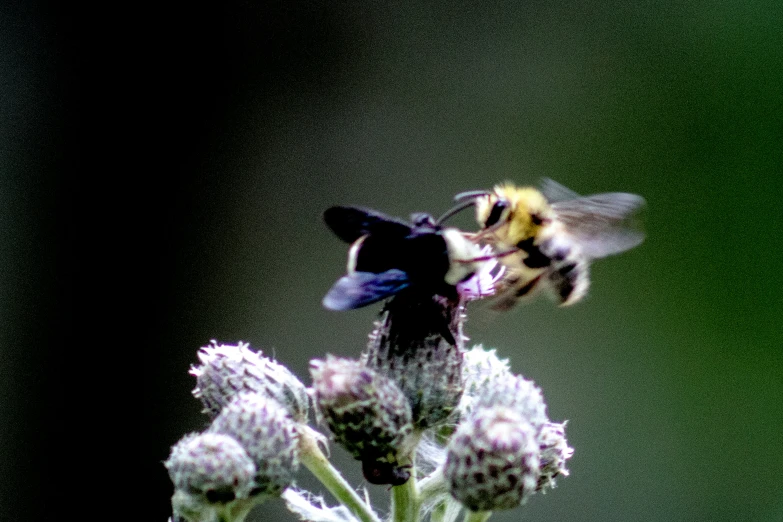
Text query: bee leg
468 226 504 243
514 274 543 297
455 248 518 264
490 274 542 311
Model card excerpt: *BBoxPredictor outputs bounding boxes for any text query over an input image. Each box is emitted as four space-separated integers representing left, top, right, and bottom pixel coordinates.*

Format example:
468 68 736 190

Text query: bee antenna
436 199 476 225
453 189 490 202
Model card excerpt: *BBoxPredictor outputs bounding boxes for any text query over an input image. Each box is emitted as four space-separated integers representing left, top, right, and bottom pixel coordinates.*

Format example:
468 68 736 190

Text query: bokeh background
4 0 782 520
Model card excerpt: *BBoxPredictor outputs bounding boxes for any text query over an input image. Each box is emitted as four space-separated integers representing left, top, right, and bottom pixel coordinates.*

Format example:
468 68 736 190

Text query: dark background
4 1 782 520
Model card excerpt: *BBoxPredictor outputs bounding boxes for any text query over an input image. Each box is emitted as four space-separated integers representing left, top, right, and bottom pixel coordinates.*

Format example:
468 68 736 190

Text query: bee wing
324 206 413 244
322 269 410 310
539 177 582 203
552 193 646 259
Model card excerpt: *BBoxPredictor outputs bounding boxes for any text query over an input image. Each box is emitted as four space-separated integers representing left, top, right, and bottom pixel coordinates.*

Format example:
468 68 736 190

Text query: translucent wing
322 269 410 310
323 206 413 244
538 177 582 203
552 192 646 259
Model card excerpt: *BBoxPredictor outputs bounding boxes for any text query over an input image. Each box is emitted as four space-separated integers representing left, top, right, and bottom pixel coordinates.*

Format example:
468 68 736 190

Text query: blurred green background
133 1 783 521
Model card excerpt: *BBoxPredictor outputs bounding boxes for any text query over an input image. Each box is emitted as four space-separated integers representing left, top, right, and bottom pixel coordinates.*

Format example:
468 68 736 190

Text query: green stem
417 466 447 504
391 456 419 522
224 498 259 522
463 511 492 522
298 429 381 522
430 502 447 522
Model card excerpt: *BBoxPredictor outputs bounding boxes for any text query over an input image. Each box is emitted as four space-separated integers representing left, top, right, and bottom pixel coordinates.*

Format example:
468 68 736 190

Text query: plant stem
463 511 492 522
430 502 447 522
298 428 381 522
224 498 260 522
391 456 419 522
417 466 447 504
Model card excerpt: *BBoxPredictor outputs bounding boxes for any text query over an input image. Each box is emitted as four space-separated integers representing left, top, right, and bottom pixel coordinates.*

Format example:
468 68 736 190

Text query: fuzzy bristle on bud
456 345 514 419
444 407 540 511
190 340 309 422
310 356 414 485
472 373 548 428
536 421 574 491
208 393 300 497
363 293 466 430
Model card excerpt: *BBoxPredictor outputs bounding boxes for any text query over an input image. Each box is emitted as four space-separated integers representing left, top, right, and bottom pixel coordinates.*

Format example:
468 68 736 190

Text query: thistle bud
310 356 414 485
457 346 514 419
166 432 256 501
190 340 309 422
363 292 465 430
165 432 258 521
472 373 548 429
444 362 573 511
444 407 540 511
208 393 300 497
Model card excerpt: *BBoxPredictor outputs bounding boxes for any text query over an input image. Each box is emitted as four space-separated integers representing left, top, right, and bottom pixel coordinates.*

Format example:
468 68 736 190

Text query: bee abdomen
516 237 550 269
549 259 589 305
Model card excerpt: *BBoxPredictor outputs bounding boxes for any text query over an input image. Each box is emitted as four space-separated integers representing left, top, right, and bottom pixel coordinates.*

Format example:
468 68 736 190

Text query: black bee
322 206 486 311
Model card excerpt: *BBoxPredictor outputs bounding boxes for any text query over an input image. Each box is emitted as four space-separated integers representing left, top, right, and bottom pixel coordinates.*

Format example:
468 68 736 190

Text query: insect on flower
322 206 495 311
454 178 645 310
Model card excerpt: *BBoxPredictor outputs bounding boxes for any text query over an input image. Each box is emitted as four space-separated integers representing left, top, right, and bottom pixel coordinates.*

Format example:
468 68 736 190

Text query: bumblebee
455 178 645 309
322 206 487 311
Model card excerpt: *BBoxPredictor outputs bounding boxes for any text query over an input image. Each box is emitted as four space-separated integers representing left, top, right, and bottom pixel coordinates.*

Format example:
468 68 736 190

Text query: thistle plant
165 215 574 522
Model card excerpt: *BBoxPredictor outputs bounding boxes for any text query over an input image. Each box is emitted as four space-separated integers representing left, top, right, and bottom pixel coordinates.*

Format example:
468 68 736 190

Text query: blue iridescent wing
322 269 411 310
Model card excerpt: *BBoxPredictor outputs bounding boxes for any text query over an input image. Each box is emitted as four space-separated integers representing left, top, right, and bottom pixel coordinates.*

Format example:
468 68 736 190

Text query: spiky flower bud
444 407 539 511
363 292 465 430
536 421 573 492
310 356 414 485
457 345 515 419
444 361 573 511
165 432 259 522
190 340 309 422
472 373 548 428
166 432 257 501
208 393 300 497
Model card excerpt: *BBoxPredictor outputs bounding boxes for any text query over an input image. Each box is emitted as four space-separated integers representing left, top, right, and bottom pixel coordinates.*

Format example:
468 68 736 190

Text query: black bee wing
324 206 413 244
322 269 411 311
551 193 646 259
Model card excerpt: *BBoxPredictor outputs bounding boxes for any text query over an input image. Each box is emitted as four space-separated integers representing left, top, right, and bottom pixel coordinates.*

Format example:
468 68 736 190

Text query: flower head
444 351 573 511
444 406 540 511
310 356 414 485
208 392 300 497
165 432 259 522
456 345 515 419
190 340 309 422
166 432 256 501
363 292 466 430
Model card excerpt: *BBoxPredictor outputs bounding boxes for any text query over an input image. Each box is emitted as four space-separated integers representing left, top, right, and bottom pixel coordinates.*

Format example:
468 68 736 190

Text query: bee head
479 184 552 244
